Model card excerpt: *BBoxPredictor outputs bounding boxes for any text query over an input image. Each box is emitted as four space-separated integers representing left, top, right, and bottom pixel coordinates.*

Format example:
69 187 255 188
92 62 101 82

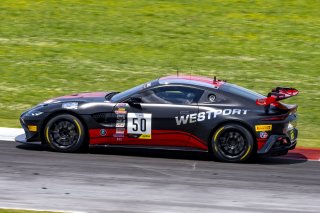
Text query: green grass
0 0 319 147
0 209 60 213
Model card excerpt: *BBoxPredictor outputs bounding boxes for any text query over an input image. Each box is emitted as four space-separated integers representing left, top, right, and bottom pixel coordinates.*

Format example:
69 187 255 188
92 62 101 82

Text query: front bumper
257 128 298 155
19 112 48 143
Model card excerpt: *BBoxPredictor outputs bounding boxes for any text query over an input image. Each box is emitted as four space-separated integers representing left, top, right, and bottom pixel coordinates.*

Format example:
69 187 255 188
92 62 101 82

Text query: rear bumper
257 128 298 155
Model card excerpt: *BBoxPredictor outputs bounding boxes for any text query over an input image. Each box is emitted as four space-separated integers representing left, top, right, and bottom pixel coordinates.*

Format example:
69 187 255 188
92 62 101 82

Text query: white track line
277 156 320 162
0 127 24 141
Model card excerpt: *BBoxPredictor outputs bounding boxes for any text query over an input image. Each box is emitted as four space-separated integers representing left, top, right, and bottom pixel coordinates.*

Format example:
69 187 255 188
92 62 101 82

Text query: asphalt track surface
1 140 320 213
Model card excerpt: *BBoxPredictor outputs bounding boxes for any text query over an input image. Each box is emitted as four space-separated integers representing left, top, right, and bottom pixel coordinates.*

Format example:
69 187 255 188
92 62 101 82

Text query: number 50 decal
127 113 152 139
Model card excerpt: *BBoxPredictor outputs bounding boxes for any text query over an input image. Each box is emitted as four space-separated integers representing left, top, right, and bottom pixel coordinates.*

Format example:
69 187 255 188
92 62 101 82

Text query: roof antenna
176 69 179 77
213 76 217 82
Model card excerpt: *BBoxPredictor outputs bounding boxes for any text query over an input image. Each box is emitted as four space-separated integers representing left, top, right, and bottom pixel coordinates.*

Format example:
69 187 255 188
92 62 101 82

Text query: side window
198 90 227 104
140 86 204 105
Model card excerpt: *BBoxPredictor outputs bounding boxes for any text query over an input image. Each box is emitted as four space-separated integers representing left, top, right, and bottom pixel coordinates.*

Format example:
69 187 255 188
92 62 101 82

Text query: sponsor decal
28 125 37 132
116 128 125 134
127 133 151 139
43 99 55 104
175 109 248 125
128 134 139 138
259 131 268 139
143 82 152 88
62 102 78 109
290 131 295 140
100 129 107 136
113 133 125 138
208 94 216 102
115 107 127 114
116 122 125 128
116 114 126 119
115 110 127 114
255 125 272 132
139 134 151 139
116 103 129 107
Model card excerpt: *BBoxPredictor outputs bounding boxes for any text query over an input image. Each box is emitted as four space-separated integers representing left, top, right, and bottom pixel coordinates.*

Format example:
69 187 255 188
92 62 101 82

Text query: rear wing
256 87 299 113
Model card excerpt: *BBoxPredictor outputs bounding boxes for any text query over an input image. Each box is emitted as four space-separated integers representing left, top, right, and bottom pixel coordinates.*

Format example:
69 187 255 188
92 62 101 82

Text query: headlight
25 110 44 117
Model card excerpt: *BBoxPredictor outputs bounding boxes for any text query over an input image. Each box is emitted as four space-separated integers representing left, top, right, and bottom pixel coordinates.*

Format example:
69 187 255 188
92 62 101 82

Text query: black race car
16 75 299 162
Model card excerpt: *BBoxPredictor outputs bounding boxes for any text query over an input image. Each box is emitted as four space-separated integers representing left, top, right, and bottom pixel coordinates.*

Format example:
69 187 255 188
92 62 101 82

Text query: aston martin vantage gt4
16 75 299 162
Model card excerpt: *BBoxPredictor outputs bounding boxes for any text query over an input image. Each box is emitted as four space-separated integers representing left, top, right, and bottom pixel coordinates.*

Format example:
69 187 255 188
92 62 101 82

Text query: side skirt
89 144 208 152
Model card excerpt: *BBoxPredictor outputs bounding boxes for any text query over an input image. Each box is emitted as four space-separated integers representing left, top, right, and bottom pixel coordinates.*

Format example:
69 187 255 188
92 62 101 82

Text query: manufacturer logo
100 129 107 136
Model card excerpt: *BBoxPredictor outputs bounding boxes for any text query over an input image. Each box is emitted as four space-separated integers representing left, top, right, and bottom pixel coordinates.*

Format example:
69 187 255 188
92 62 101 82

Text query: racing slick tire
211 124 254 163
44 114 86 152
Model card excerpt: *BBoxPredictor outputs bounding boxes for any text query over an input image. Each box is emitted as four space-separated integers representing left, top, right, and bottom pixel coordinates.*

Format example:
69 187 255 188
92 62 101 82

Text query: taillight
256 97 276 106
261 115 287 121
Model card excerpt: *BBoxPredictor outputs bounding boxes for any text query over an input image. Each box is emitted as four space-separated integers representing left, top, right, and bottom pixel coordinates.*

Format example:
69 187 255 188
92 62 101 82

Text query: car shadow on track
16 144 308 165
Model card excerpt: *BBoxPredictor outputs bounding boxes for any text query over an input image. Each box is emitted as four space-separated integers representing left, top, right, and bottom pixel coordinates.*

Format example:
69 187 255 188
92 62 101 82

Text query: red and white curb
0 127 319 161
282 147 320 162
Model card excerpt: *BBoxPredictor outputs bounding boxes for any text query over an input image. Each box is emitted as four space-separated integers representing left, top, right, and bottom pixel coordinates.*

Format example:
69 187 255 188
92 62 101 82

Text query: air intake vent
91 113 113 124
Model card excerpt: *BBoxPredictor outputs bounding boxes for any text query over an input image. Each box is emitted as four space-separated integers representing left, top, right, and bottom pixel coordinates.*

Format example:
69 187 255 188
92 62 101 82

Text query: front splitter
15 134 42 145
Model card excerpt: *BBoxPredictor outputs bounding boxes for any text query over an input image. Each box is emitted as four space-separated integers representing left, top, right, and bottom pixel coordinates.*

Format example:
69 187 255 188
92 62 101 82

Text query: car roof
158 75 225 89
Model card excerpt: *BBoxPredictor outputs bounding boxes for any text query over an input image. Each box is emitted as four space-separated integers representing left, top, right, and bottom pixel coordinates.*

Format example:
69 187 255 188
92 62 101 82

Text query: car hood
44 92 112 103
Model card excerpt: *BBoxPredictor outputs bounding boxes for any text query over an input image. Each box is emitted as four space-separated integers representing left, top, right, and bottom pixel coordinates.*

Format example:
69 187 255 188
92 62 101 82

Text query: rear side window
140 86 204 105
198 90 227 104
221 83 265 101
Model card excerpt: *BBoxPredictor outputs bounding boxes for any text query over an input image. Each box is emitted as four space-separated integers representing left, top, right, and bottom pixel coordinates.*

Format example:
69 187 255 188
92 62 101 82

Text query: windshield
111 84 144 102
110 80 158 102
221 83 265 101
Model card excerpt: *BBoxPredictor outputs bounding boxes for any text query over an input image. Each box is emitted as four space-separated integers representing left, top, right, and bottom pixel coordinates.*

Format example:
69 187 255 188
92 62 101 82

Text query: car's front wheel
211 124 254 162
44 114 86 152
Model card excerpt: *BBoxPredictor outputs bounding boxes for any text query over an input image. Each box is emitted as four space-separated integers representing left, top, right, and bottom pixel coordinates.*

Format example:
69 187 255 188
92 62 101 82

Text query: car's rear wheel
44 114 86 152
211 124 254 162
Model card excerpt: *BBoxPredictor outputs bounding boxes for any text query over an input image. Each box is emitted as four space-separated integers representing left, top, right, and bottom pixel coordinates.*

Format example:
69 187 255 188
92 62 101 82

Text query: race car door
109 85 204 148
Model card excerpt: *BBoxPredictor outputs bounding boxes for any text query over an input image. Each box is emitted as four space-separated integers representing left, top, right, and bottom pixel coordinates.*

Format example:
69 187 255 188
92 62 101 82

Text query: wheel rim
48 119 79 149
217 130 247 159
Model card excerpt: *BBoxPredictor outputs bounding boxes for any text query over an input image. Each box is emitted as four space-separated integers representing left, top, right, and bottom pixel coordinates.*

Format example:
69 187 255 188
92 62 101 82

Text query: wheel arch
40 110 89 145
208 119 257 152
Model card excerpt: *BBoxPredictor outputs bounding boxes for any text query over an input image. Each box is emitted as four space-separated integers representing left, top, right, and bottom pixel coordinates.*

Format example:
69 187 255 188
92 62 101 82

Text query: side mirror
126 97 142 105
